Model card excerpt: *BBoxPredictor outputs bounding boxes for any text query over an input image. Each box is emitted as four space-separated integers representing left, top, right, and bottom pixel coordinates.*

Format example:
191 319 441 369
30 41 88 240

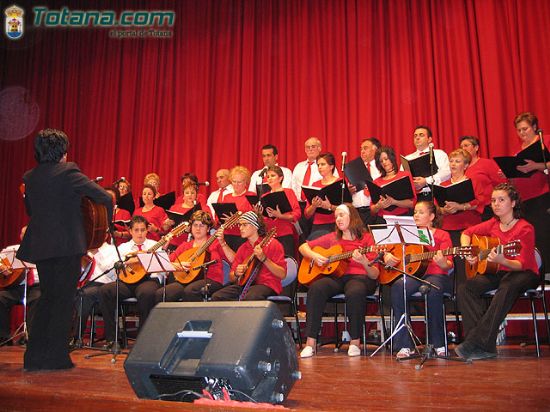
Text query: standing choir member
298 204 379 358
133 184 167 241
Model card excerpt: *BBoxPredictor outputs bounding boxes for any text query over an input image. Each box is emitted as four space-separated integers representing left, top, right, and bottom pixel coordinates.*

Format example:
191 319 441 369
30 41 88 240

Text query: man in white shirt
99 215 164 349
403 125 450 200
349 137 382 224
207 168 234 218
248 144 293 195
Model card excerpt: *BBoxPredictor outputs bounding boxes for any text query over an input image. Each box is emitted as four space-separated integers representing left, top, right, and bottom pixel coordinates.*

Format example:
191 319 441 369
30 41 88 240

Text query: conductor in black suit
17 129 113 371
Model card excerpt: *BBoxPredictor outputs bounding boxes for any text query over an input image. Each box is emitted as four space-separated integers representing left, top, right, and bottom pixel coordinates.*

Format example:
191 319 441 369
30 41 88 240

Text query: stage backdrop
1 0 549 245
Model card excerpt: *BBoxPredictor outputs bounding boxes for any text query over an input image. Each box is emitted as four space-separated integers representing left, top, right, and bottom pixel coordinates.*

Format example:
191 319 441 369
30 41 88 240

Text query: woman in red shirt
133 184 167 241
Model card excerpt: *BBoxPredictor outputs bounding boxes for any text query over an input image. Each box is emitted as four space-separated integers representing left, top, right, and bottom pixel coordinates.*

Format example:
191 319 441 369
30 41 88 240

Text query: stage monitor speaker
124 301 300 404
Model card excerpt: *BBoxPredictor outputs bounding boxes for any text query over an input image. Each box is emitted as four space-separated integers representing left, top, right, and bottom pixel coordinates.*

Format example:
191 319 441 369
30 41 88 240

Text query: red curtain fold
1 0 548 244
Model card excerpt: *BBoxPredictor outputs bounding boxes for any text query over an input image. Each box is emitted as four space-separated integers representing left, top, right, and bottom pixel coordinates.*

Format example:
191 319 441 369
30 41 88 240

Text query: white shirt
88 242 119 284
352 158 381 208
207 184 234 218
0 244 39 285
118 238 165 282
248 165 293 193
292 160 339 199
403 148 451 192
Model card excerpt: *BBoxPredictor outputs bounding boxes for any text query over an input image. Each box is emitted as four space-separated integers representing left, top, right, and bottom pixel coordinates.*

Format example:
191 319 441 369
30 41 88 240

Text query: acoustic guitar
120 221 190 284
81 196 109 250
0 257 26 289
173 211 242 284
237 228 277 287
298 244 387 286
378 244 474 284
464 234 522 279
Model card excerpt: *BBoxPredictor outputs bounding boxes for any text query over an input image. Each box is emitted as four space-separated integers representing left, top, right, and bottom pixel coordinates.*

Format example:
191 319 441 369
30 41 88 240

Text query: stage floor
1 342 549 411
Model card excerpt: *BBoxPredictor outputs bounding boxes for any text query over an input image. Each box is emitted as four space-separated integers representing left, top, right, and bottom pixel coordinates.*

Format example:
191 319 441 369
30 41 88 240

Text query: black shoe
102 341 121 351
455 341 496 360
468 348 497 360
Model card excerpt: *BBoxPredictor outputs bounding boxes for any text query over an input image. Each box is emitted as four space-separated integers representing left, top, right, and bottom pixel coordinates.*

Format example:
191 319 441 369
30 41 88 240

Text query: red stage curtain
1 0 549 244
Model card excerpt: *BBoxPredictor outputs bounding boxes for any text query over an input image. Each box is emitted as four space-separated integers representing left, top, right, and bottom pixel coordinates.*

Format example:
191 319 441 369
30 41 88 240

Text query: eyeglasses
192 223 208 228
305 145 319 149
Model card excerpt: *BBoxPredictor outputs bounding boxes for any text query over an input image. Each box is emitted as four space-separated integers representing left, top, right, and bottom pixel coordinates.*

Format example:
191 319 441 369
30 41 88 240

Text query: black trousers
155 278 224 302
99 278 160 342
0 284 40 339
458 270 539 352
72 281 103 339
522 192 550 272
305 275 378 341
211 284 276 301
24 255 81 370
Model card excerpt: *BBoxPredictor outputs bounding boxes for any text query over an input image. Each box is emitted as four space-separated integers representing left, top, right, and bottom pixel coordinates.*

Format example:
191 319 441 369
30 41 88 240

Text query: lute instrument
464 235 522 279
173 211 242 284
237 228 277 287
298 244 387 286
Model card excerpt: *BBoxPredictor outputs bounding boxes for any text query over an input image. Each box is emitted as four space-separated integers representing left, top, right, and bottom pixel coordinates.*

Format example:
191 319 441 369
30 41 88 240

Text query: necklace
501 218 516 228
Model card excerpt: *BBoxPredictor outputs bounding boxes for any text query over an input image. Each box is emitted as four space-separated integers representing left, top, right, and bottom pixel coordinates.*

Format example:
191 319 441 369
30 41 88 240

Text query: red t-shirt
373 171 416 217
133 205 168 241
510 137 550 201
463 218 537 273
232 237 286 294
465 158 506 208
262 188 301 237
439 177 482 231
306 231 379 275
170 238 226 285
420 228 454 276
308 179 342 225
113 207 131 246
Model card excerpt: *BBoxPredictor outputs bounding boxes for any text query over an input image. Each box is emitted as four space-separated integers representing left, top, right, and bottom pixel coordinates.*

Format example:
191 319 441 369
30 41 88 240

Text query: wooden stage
1 341 550 411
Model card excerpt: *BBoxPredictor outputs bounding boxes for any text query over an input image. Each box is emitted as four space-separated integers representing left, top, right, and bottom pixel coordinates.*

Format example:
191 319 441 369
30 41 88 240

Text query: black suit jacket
17 161 113 263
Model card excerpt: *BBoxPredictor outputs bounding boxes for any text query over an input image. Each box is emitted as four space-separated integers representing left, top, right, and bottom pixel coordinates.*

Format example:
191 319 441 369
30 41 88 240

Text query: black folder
166 204 201 226
255 183 271 195
139 191 176 210
401 154 439 178
301 180 352 214
211 202 239 221
260 191 293 217
432 179 475 206
365 176 414 204
246 195 260 206
118 192 135 215
493 140 550 178
343 157 373 190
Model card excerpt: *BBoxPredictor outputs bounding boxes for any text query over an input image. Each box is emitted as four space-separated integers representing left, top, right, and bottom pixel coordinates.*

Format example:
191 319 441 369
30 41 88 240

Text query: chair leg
542 293 550 347
120 304 128 349
88 305 96 347
293 300 302 348
443 303 448 356
530 298 540 357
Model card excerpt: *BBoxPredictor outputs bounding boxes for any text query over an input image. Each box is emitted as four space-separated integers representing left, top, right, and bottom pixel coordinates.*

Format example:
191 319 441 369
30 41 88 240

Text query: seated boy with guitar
456 183 539 360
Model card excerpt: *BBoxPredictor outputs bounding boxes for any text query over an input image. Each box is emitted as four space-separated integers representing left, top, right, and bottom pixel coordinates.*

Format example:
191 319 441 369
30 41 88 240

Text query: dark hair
34 129 69 163
514 112 538 130
254 211 267 237
459 135 480 147
335 204 366 240
105 187 120 204
262 144 278 156
317 152 336 166
374 146 398 178
142 183 157 197
181 172 199 185
191 210 213 229
361 136 382 149
129 215 149 229
416 200 442 228
266 165 284 178
493 182 522 219
414 125 433 138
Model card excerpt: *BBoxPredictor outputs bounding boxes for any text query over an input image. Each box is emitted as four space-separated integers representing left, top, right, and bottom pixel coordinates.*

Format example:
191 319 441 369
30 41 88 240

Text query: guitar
173 211 242 284
0 257 26 289
378 244 475 284
237 228 277 287
120 221 190 284
81 196 109 250
298 244 387 286
465 235 522 279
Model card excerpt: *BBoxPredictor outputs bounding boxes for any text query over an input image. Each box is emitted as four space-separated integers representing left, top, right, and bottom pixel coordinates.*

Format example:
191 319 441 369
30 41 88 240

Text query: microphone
113 176 126 185
341 151 347 172
428 143 434 166
192 259 218 271
93 176 104 183
537 129 545 149
368 252 385 267
197 181 210 187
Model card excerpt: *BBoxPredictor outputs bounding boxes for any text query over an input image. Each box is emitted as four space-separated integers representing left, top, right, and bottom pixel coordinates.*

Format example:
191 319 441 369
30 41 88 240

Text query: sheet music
137 251 176 273
3 249 36 269
369 215 434 246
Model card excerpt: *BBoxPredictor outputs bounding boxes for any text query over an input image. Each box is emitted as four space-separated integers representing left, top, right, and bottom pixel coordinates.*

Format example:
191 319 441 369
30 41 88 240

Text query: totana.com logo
4 4 24 40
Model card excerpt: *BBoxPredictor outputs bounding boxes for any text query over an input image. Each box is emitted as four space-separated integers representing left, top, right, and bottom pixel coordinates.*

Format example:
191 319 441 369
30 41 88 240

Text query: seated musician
262 165 302 258
220 166 255 251
456 183 539 360
70 236 118 348
298 204 380 358
163 181 211 250
105 188 131 245
155 210 235 303
303 152 341 240
211 211 286 301
133 184 168 241
384 201 453 359
0 227 40 346
370 146 415 220
98 215 163 349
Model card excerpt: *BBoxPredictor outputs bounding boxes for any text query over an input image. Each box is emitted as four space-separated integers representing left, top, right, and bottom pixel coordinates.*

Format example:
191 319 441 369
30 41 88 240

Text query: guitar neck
408 246 462 263
327 246 374 263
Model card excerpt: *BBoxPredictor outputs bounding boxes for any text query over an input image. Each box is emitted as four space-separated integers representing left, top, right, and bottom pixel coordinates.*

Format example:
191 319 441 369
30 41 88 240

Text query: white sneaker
347 344 361 357
396 347 413 359
300 346 315 358
435 346 446 356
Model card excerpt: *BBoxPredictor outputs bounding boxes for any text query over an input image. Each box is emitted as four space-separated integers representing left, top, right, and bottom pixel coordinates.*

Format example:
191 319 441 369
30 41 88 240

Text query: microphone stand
428 145 436 200
340 154 347 204
85 225 129 363
197 259 218 302
538 130 550 192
